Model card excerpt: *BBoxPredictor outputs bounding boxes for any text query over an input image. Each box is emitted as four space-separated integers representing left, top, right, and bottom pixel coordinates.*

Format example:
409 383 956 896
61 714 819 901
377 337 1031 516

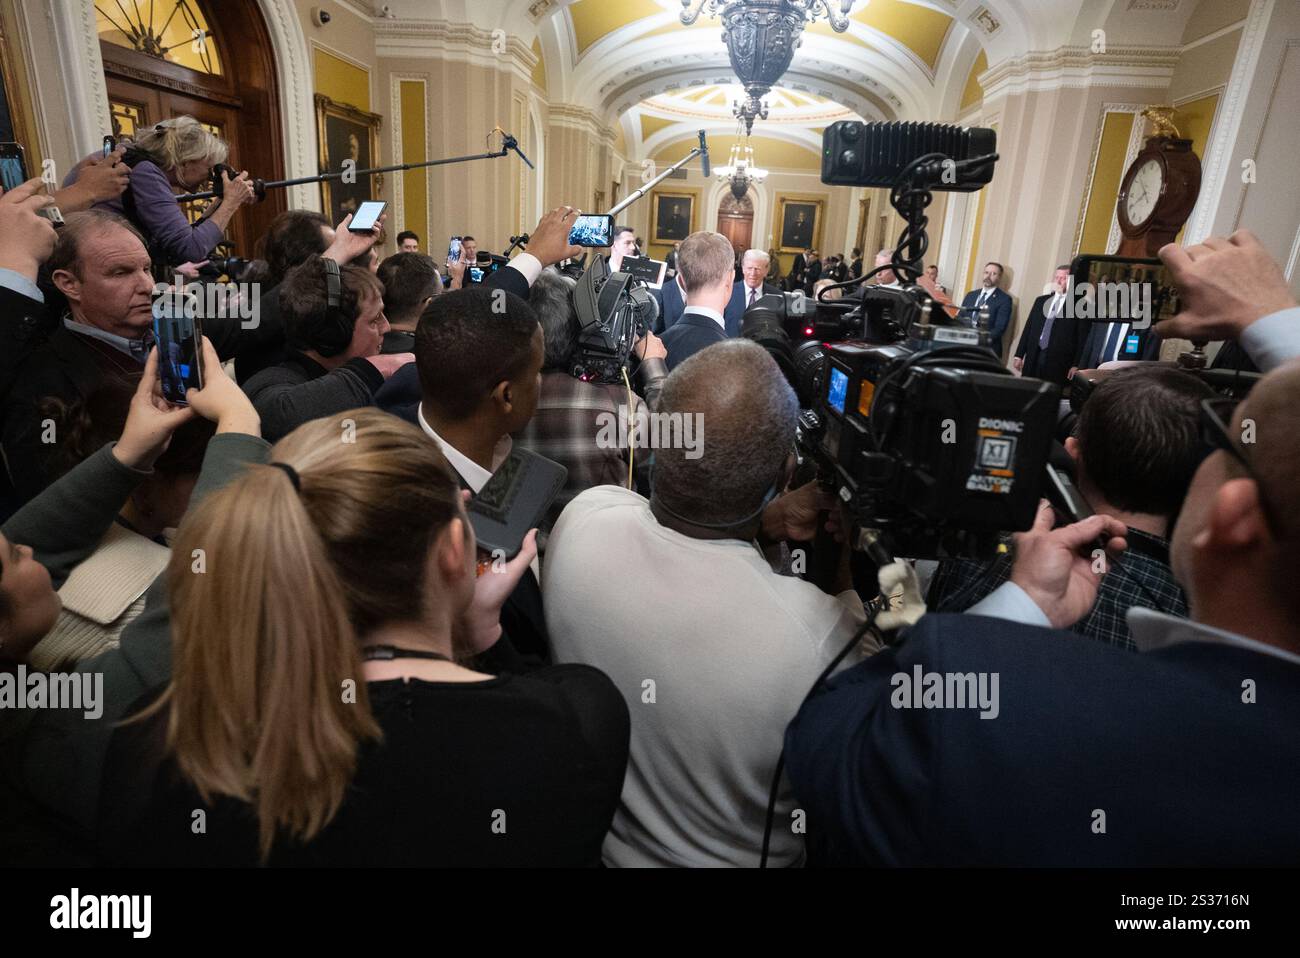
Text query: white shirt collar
416 403 511 493
682 305 726 331
1127 607 1300 667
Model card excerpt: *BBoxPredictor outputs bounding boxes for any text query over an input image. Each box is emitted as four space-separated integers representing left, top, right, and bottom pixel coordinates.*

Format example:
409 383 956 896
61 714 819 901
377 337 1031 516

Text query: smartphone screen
102 135 115 158
0 143 29 191
348 200 387 232
469 266 485 284
568 214 614 247
1068 254 1181 328
152 294 204 405
448 236 462 262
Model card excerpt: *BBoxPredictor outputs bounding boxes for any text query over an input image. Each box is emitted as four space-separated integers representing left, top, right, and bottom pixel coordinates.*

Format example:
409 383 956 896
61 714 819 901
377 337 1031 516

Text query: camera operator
783 233 1300 866
512 268 666 536
64 117 256 270
544 339 878 867
928 365 1213 648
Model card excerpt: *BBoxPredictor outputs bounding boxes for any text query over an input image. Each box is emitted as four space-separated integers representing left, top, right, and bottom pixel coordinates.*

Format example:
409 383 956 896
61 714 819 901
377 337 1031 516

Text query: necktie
748 287 757 308
1102 322 1128 363
1038 295 1061 349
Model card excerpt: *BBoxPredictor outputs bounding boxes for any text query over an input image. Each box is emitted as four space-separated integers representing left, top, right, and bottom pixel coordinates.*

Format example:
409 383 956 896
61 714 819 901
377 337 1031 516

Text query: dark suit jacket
803 259 823 293
724 281 779 337
381 398 550 661
651 277 686 334
1076 321 1162 369
660 311 727 371
1015 293 1085 385
785 612 1300 866
959 287 1013 357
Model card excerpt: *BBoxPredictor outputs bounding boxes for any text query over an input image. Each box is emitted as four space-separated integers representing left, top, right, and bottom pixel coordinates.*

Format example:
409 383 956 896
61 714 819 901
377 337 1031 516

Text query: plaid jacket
925 527 1187 651
513 371 649 536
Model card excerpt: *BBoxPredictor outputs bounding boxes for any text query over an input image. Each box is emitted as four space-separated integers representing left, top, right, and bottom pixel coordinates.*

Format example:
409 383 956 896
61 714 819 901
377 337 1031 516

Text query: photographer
65 117 257 269
783 235 1300 866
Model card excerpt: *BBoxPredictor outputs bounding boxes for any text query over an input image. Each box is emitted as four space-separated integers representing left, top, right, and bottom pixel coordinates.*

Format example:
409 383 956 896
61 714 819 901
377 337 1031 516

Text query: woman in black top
95 405 628 866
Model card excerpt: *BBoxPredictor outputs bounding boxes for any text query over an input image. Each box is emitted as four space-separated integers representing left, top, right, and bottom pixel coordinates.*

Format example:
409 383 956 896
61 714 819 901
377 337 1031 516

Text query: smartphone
1068 253 1181 329
568 213 614 248
466 448 568 560
448 236 462 263
0 142 64 225
348 200 387 233
102 135 116 158
152 293 204 405
469 266 484 284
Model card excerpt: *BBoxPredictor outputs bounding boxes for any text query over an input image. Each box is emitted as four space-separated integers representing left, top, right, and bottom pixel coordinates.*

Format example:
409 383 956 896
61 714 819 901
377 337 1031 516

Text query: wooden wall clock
1116 107 1202 257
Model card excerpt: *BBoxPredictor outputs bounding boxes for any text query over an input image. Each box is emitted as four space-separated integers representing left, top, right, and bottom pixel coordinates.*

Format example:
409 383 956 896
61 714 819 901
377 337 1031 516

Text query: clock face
1125 158 1164 227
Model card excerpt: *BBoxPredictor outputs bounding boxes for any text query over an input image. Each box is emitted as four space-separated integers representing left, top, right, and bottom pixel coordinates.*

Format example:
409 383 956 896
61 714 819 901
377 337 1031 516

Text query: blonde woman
91 402 628 866
72 115 256 266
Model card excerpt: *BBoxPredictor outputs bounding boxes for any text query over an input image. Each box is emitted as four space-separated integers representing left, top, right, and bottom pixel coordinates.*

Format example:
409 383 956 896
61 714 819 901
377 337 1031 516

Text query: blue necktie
1038 295 1061 349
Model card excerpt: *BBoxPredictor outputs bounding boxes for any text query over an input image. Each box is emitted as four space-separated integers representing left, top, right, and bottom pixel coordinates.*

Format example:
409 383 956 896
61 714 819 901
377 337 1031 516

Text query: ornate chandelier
715 131 769 200
680 1 855 134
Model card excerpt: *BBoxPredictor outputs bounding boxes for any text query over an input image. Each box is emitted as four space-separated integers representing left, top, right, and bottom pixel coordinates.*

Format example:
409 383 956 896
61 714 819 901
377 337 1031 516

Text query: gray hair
742 248 770 266
653 339 799 526
529 267 579 370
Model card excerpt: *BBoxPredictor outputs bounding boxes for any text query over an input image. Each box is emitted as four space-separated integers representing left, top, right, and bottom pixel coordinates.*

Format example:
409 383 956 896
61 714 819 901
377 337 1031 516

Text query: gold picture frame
315 94 383 227
651 190 696 243
776 194 825 253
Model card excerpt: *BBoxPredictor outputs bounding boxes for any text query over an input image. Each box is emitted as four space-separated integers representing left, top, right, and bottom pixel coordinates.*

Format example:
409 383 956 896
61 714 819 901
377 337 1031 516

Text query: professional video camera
570 253 660 384
745 121 1060 560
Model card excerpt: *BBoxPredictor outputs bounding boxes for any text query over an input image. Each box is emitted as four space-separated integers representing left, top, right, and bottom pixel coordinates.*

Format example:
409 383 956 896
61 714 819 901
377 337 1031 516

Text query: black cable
760 598 884 868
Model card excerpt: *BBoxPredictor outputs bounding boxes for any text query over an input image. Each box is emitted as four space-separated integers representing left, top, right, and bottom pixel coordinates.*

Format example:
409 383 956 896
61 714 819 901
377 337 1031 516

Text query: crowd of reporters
1 116 1299 866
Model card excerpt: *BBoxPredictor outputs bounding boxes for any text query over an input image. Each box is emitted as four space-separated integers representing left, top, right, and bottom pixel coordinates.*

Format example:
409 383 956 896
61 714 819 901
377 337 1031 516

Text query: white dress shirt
681 305 726 331
416 403 511 493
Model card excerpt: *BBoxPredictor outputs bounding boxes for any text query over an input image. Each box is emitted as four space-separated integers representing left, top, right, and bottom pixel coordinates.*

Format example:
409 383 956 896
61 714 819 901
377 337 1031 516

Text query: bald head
652 340 798 528
1170 358 1300 645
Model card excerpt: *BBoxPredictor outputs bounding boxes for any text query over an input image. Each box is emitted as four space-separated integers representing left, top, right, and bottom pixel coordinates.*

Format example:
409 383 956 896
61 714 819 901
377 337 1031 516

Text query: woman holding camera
70 115 256 268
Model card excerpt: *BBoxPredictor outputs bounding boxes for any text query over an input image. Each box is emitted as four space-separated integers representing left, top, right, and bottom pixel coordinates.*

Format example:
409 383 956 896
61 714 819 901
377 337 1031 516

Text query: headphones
308 257 355 357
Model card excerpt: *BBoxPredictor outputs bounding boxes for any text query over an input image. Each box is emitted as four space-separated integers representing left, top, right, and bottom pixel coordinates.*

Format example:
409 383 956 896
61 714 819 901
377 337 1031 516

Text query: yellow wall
530 38 547 91
1172 92 1220 243
1078 111 1136 254
399 80 427 247
961 51 987 112
314 48 370 110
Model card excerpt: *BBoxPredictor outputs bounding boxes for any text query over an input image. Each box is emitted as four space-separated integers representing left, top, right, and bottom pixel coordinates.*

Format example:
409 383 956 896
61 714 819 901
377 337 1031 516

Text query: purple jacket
66 157 224 265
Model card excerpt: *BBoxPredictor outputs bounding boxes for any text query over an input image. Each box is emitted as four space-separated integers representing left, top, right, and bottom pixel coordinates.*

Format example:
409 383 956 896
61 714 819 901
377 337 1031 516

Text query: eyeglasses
1199 397 1280 534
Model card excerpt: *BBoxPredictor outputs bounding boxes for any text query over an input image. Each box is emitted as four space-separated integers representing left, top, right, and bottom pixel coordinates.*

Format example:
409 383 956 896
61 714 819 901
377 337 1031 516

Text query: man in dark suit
1014 264 1085 385
724 249 780 338
785 354 1300 866
661 231 735 371
802 249 822 295
651 273 686 334
958 261 1013 356
388 286 551 661
1074 319 1162 373
786 249 809 292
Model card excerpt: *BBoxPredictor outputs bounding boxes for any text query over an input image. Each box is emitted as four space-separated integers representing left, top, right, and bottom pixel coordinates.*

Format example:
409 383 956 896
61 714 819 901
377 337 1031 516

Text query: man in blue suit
958 261 1013 358
784 234 1300 865
723 249 781 338
660 231 736 371
1074 319 1162 373
651 271 686 334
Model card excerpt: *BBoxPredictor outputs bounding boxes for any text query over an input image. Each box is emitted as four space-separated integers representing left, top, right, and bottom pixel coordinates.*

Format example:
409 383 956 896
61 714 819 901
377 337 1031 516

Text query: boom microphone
698 130 710 179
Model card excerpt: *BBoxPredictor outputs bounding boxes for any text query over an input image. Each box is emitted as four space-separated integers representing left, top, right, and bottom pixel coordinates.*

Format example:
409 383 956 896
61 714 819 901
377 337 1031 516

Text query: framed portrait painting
651 191 695 243
316 94 382 227
776 195 824 253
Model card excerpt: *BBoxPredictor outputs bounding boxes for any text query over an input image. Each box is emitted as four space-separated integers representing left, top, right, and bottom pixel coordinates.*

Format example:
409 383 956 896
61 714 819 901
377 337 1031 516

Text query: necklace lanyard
362 645 452 663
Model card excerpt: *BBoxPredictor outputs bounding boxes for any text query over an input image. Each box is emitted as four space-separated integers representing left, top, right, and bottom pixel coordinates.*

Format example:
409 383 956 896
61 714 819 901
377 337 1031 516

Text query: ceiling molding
980 45 1182 99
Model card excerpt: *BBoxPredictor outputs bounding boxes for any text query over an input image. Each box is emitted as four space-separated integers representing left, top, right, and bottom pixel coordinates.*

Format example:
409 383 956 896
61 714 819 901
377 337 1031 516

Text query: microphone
698 130 710 178
501 132 535 170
